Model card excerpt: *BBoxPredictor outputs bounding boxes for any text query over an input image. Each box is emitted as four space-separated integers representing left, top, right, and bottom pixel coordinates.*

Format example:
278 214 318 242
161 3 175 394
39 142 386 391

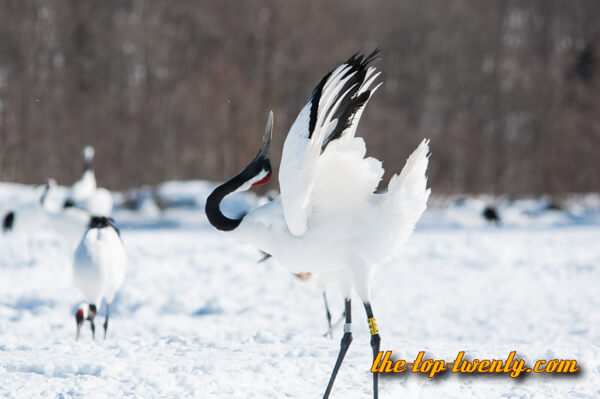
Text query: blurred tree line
0 0 598 195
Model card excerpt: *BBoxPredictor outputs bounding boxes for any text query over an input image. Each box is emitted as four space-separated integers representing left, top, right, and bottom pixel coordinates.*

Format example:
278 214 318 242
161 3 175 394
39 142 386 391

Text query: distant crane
2 178 91 256
64 146 97 208
482 205 500 225
205 50 430 398
64 146 113 216
2 179 55 234
73 216 126 340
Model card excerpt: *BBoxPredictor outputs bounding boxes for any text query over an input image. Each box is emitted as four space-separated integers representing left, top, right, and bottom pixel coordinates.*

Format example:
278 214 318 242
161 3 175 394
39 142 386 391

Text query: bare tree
0 0 598 195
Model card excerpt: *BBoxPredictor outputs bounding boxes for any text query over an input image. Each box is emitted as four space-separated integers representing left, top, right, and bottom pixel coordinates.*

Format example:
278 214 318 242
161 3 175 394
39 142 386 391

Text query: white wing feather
383 139 431 249
279 56 381 236
310 136 383 221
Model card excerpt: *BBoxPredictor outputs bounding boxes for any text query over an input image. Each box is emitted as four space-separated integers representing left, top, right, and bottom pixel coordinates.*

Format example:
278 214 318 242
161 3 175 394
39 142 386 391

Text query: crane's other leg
323 292 333 339
364 302 381 399
90 320 96 339
103 303 110 339
323 298 352 399
323 310 346 338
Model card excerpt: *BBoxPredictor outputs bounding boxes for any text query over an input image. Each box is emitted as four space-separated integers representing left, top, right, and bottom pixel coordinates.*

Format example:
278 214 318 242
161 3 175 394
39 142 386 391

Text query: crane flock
1 50 430 398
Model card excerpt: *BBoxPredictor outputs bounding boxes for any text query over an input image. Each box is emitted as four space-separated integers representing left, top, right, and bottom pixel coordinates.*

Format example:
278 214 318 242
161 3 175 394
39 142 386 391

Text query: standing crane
205 50 430 398
73 216 126 340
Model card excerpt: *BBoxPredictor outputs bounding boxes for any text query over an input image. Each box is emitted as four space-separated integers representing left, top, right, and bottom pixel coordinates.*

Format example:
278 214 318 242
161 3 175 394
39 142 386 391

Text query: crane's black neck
89 216 121 236
39 183 51 206
205 153 271 232
205 177 245 232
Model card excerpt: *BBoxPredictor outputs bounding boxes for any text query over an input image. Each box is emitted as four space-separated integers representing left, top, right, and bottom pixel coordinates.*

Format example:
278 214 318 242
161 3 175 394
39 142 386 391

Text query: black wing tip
309 48 381 139
342 48 381 80
345 48 381 69
365 47 382 63
311 48 381 100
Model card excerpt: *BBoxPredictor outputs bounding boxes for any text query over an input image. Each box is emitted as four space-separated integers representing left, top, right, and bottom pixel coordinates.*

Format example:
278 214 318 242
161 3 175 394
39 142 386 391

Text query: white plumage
65 146 113 216
82 187 113 217
67 146 97 205
235 140 429 296
279 61 382 237
73 216 126 339
74 221 125 306
230 77 428 285
205 50 430 398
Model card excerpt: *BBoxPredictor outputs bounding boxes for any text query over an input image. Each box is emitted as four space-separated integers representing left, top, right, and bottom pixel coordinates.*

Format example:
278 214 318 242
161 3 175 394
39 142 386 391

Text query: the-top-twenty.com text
371 351 580 378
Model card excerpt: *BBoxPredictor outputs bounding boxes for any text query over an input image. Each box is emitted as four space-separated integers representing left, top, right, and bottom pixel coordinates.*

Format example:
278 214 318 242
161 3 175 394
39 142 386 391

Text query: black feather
308 71 332 138
88 216 121 236
322 90 371 152
307 49 380 146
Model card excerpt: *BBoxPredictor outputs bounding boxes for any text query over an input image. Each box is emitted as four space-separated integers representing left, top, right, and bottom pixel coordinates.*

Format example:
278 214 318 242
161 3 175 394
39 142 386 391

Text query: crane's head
43 178 57 188
234 111 274 192
83 146 95 162
83 146 95 171
205 111 274 231
75 303 97 340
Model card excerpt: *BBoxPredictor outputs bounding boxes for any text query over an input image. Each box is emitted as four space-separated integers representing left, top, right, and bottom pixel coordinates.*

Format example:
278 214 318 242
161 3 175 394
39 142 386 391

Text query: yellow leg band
368 317 379 335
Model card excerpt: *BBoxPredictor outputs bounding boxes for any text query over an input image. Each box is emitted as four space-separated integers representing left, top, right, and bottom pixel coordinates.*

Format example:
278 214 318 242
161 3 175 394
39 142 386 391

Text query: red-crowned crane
73 216 126 340
205 50 430 398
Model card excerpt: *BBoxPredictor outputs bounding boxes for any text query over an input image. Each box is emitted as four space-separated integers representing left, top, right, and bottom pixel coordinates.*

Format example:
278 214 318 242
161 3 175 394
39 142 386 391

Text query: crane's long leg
364 302 381 399
323 298 352 399
90 319 96 339
103 303 110 339
323 292 333 339
323 310 346 338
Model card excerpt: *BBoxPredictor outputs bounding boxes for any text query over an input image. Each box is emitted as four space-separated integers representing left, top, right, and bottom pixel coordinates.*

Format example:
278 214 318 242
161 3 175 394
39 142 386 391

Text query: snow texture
1 181 599 398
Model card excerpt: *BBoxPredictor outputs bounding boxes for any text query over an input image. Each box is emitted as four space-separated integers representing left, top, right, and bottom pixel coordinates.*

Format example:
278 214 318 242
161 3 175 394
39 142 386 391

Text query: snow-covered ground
1 182 599 398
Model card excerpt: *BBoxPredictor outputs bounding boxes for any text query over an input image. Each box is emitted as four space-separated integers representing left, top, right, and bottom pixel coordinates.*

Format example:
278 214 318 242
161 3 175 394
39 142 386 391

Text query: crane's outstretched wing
279 50 383 236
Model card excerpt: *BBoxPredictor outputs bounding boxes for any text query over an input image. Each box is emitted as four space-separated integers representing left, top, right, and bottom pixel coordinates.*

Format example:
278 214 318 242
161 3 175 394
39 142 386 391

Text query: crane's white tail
386 139 431 229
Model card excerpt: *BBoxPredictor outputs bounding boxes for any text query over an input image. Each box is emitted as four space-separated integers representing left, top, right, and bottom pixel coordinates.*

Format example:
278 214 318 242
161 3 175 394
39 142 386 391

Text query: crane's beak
228 111 274 193
259 111 273 159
